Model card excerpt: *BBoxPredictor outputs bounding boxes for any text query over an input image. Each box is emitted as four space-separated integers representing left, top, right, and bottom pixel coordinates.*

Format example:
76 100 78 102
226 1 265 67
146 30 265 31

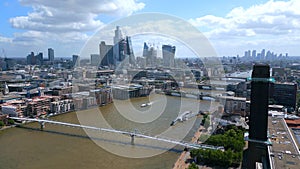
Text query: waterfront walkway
173 126 204 169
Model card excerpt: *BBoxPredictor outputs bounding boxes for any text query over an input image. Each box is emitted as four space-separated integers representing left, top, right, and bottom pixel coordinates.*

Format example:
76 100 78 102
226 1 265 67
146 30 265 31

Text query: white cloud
189 0 300 38
3 0 145 57
0 36 12 43
189 0 300 56
10 0 145 33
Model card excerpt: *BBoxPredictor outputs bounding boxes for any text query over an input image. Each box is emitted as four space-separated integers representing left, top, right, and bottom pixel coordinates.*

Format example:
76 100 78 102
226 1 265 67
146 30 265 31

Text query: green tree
203 118 210 129
187 162 199 169
191 127 245 168
297 93 300 110
198 134 210 143
8 119 14 125
0 121 4 127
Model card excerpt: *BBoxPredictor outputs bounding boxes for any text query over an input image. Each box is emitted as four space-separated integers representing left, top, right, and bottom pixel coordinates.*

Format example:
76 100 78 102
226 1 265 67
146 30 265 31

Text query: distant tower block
246 64 271 169
48 48 54 62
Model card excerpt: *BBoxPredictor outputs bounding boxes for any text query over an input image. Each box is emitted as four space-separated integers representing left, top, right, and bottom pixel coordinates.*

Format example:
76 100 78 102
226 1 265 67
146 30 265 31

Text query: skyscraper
113 26 122 66
143 42 157 67
261 49 265 60
36 52 43 65
148 47 157 67
27 52 35 65
252 50 256 58
114 26 122 44
126 36 135 65
72 55 80 67
143 42 149 57
162 44 176 67
48 48 54 62
107 26 135 67
90 54 100 66
118 39 126 62
266 50 272 60
99 41 114 67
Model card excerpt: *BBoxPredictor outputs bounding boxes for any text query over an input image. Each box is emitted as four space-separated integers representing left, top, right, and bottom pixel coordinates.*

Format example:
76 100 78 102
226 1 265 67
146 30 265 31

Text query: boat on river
140 102 152 107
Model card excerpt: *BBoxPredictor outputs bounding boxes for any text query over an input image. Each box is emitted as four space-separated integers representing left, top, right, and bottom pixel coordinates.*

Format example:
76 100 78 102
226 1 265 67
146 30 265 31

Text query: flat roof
0 94 23 101
268 116 300 169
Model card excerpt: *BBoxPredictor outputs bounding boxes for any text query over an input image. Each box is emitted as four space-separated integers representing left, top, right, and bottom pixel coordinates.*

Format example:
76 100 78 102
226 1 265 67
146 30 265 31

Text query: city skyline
0 0 300 58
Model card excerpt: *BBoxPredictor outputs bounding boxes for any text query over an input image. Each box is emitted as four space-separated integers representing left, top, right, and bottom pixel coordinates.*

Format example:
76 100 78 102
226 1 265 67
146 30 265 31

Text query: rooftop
268 116 300 169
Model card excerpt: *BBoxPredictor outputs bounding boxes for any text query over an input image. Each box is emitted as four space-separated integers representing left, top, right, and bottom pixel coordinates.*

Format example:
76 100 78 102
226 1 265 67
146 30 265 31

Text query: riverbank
0 109 77 131
173 125 205 169
0 98 115 131
0 125 16 131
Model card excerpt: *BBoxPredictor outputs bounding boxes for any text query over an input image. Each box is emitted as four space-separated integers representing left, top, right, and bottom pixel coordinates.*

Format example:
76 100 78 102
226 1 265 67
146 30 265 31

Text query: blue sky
0 0 299 58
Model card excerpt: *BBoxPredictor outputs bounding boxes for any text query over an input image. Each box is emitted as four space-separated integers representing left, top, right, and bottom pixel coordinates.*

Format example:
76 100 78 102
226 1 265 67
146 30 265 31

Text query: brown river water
0 94 219 169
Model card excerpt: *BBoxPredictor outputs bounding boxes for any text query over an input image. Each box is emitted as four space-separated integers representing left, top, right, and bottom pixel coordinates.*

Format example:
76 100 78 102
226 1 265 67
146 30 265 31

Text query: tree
198 134 210 143
188 163 199 169
8 119 14 125
0 121 4 127
297 93 300 110
203 118 210 129
191 127 245 168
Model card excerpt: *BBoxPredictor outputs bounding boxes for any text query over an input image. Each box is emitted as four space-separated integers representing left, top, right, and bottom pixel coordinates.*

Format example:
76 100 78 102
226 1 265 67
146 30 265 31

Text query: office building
113 26 122 66
48 48 54 62
27 52 43 65
148 47 157 67
90 54 100 66
269 82 297 109
114 26 122 44
162 44 176 67
27 52 35 65
143 42 157 67
126 36 135 65
36 52 43 65
261 49 266 59
143 42 149 58
252 50 256 58
72 55 80 67
99 41 114 67
99 26 135 68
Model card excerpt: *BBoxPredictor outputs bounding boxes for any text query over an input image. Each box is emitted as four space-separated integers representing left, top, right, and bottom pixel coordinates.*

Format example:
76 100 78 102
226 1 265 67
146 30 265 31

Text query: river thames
0 94 220 169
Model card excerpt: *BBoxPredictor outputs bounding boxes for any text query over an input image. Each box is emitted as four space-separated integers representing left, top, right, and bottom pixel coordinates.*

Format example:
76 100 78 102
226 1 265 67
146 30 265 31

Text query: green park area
190 125 246 168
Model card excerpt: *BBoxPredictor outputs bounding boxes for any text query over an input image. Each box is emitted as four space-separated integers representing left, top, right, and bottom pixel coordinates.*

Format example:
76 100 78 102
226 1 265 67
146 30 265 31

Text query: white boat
185 94 198 99
171 92 181 97
171 111 192 125
202 97 216 101
178 111 192 121
202 86 211 90
141 102 152 107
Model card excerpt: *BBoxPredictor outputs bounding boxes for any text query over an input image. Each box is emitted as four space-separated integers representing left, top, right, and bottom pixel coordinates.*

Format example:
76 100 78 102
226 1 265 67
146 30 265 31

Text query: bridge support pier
130 134 135 145
39 121 45 130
